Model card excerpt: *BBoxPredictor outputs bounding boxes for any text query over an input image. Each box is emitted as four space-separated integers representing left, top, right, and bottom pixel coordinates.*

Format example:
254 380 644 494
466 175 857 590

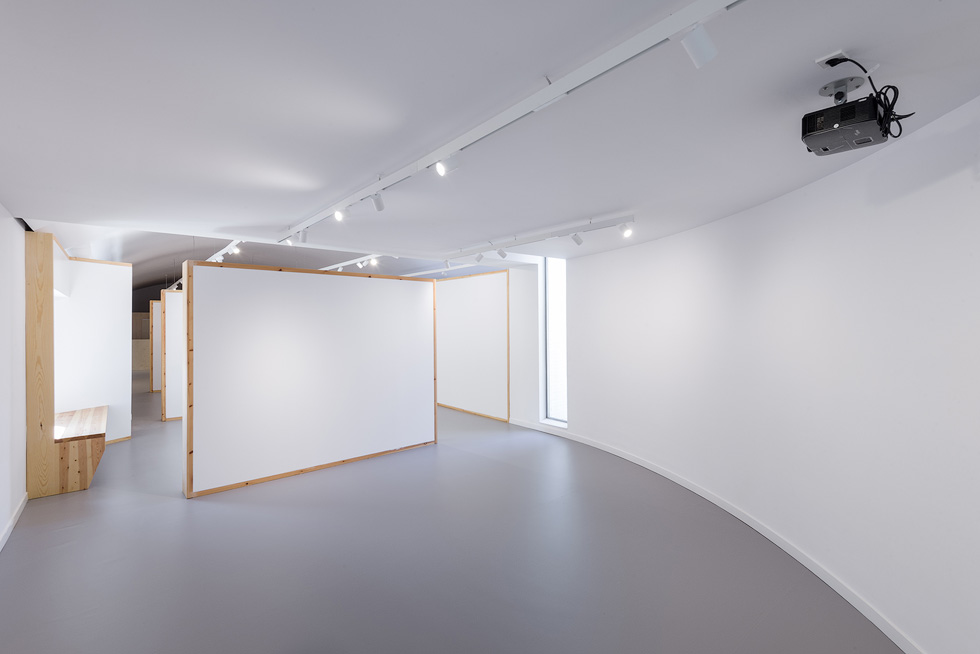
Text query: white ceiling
3 0 980 286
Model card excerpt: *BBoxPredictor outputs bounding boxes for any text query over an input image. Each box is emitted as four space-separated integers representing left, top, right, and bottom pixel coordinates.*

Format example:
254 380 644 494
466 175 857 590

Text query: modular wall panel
53 259 132 442
162 290 184 421
187 265 435 495
150 300 162 392
435 272 509 420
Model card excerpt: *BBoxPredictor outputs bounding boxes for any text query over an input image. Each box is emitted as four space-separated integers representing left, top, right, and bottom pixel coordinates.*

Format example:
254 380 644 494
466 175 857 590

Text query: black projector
802 95 886 155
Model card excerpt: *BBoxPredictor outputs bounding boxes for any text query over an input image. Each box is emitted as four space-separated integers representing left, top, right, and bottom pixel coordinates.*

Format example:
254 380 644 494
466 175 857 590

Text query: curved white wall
563 96 980 654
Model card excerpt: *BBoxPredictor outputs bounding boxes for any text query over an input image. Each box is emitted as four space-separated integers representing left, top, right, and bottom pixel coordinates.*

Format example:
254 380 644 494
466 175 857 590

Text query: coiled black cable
826 57 915 138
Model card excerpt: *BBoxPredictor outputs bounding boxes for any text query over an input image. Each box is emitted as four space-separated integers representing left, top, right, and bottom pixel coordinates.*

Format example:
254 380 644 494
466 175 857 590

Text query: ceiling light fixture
435 155 459 177
231 245 241 254
677 23 717 69
474 252 484 263
370 258 378 266
356 261 364 269
497 249 507 259
334 210 345 222
299 229 308 243
370 193 385 211
284 238 294 246
337 266 344 272
619 224 633 238
571 233 584 246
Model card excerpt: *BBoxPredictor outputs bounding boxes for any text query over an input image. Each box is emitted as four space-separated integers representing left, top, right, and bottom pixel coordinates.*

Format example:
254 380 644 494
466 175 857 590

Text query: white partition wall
184 263 436 497
150 300 162 392
435 271 509 420
0 213 27 553
53 258 133 443
161 290 184 421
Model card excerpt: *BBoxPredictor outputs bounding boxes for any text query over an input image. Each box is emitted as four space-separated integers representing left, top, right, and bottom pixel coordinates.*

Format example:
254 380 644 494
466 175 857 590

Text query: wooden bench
54 405 108 493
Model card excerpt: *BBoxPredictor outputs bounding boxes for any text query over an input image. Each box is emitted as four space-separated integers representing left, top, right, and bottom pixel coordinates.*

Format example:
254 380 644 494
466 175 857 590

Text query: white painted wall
151 300 162 391
562 95 980 654
508 265 542 425
188 266 435 494
53 259 132 443
0 213 27 554
436 272 509 420
162 290 184 420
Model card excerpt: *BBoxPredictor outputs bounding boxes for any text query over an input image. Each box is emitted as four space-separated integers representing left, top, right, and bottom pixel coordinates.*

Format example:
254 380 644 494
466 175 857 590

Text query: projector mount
821 55 915 139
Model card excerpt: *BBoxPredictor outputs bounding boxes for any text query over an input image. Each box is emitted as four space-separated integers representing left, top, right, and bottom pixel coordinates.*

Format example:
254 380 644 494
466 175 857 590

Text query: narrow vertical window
545 258 567 423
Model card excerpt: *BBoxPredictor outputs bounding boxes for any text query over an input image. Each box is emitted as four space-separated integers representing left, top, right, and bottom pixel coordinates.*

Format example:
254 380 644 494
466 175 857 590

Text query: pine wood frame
181 260 438 499
434 269 511 422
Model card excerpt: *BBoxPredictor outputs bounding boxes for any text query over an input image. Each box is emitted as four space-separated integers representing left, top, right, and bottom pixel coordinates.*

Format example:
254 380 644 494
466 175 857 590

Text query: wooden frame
25 234 125 498
149 299 161 392
160 289 183 421
434 269 511 422
182 260 438 498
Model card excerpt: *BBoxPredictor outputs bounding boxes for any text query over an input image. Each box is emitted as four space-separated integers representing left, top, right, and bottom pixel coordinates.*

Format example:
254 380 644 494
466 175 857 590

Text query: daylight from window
545 258 567 423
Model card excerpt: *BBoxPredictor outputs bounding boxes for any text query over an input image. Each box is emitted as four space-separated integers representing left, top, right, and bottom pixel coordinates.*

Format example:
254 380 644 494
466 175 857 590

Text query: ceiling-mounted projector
802 55 914 156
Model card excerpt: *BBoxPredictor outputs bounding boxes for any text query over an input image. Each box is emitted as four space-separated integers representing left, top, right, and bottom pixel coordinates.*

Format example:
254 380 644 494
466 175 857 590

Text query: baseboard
509 418 925 654
0 493 29 555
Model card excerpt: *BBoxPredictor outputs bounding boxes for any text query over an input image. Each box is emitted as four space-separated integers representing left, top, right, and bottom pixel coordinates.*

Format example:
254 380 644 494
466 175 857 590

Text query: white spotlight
231 246 241 254
370 193 385 211
497 249 507 259
571 233 584 246
300 229 308 243
215 255 224 263
474 252 484 263
680 24 717 69
356 261 364 269
334 210 345 221
435 156 459 177
337 266 344 272
444 260 451 269
284 238 293 246
370 258 378 266
619 224 633 238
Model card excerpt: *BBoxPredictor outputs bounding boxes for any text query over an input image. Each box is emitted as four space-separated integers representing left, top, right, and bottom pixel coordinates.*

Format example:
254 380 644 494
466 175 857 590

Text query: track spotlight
444 260 451 269
215 255 224 263
231 245 241 254
619 224 633 238
370 258 378 266
679 24 717 69
356 261 364 269
299 229 308 243
571 233 584 246
435 155 459 177
497 249 507 259
370 193 385 212
334 210 345 222
474 252 484 263
284 238 294 246
337 266 344 272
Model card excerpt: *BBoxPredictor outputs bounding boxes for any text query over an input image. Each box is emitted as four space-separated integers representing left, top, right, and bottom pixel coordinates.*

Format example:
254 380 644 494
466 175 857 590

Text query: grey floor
0 372 902 654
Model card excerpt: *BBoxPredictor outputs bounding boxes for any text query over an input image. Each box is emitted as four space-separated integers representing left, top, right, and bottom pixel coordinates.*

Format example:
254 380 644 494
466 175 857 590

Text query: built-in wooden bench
53 405 108 493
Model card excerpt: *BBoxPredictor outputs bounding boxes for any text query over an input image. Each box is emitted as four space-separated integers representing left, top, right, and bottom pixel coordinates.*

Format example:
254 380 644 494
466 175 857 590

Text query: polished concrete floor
0 372 902 654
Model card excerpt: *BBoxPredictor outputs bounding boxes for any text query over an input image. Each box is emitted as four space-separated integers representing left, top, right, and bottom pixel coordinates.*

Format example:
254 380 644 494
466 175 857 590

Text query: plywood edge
106 436 132 445
437 403 509 422
435 269 509 282
189 260 432 282
183 261 194 499
190 441 435 498
163 416 183 422
67 257 133 267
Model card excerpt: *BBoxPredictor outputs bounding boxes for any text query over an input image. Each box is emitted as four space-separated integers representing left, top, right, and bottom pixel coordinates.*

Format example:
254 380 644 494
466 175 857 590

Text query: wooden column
26 232 57 499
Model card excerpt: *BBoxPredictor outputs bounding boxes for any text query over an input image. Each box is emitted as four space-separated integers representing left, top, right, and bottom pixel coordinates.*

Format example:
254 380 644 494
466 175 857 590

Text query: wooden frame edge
106 436 132 445
183 261 194 499
67 256 132 267
190 259 431 282
434 268 510 283
190 441 435 498
437 404 509 423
